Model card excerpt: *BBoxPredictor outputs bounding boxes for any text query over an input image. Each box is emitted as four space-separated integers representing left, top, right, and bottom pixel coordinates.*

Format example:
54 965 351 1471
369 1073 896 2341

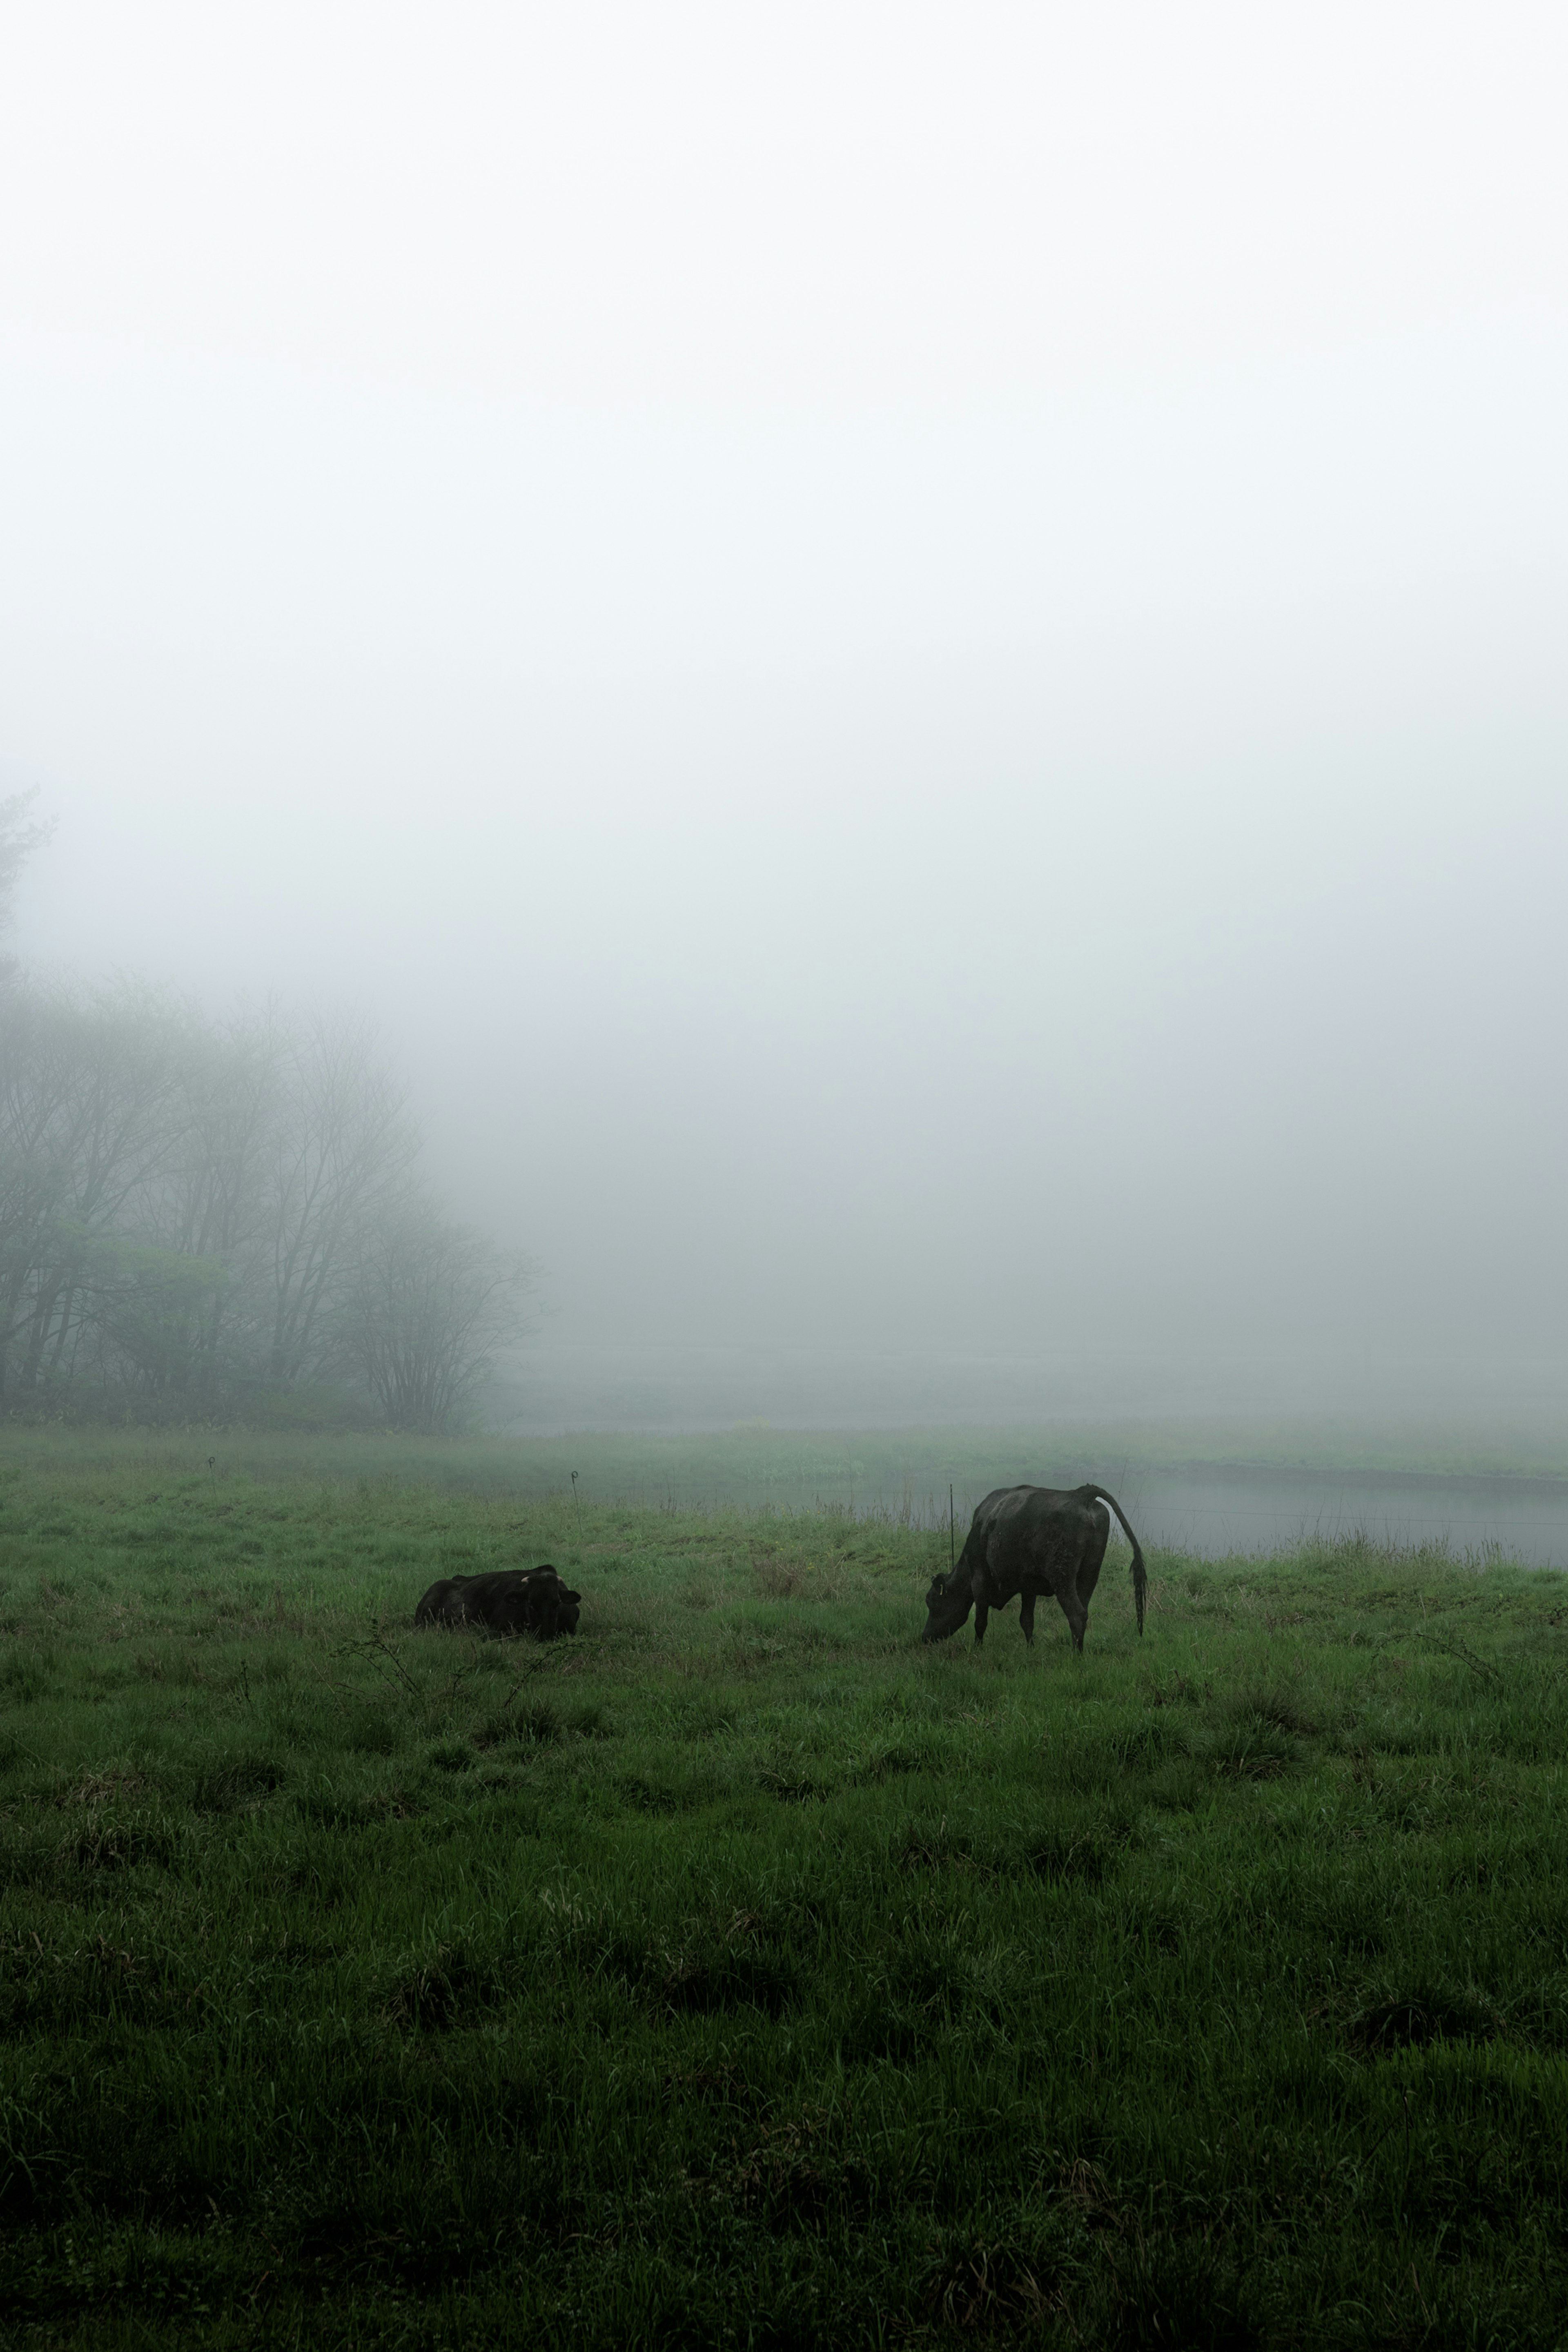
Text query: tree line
0 795 533 1430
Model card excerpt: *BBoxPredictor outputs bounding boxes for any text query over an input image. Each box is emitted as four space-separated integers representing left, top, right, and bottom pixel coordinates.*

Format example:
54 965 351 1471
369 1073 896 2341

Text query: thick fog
3 5 1566 1419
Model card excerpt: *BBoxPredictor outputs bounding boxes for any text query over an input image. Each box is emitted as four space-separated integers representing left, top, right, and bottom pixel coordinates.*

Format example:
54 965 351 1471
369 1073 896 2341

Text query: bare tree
0 982 189 1403
332 1203 535 1432
0 791 54 983
131 1011 284 1395
0 953 530 1426
79 1020 268 1403
263 1016 420 1388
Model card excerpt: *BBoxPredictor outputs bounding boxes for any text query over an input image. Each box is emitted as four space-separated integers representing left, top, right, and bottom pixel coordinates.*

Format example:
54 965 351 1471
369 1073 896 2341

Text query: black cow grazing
922 1485 1146 1653
414 1566 581 1639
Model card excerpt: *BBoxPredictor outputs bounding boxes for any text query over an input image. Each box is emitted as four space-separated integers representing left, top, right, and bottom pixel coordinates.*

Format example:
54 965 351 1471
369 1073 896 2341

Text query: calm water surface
797 1468 1568 1565
578 1450 1568 1567
1100 1469 1568 1566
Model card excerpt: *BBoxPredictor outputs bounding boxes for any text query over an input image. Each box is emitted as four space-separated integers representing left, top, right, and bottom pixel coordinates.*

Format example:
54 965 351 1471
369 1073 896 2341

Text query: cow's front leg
1019 1591 1037 1645
973 1598 989 1646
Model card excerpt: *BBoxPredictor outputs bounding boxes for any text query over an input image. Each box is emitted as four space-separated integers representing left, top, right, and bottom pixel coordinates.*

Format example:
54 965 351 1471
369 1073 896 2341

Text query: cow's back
415 1565 582 1637
980 1484 1108 1594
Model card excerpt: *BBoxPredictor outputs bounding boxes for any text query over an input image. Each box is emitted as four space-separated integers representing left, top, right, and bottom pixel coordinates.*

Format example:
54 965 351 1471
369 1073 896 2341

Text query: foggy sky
3 6 1566 1390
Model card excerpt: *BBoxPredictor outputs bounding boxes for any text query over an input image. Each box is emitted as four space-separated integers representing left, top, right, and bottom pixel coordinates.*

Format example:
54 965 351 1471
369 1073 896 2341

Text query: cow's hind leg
1055 1583 1088 1653
1073 1515 1111 1645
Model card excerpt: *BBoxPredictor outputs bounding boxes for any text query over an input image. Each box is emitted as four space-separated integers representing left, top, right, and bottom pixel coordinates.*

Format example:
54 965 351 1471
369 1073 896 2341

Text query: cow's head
487 1581 537 1636
922 1568 973 1644
519 1568 582 1639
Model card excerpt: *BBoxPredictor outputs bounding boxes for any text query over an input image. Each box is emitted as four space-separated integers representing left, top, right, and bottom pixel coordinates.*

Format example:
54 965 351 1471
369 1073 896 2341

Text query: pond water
996 1467 1568 1567
515 1417 1568 1567
784 1465 1568 1565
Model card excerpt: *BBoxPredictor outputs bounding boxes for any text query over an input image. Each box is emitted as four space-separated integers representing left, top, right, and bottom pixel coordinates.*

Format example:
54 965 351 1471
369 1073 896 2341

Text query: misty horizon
3 7 1565 1413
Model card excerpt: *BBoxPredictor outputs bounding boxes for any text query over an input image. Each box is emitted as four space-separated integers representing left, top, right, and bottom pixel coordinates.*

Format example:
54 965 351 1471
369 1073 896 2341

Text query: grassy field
2 1430 1567 2349
7 1415 1567 1523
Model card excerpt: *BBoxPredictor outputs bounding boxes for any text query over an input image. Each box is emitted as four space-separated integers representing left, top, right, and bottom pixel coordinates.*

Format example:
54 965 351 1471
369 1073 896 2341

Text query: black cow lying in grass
923 1484 1146 1653
414 1566 581 1639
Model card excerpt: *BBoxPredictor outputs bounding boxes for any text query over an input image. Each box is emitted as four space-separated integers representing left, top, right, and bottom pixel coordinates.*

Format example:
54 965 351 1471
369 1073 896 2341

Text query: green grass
1 1432 1566 2348
5 1413 1566 1528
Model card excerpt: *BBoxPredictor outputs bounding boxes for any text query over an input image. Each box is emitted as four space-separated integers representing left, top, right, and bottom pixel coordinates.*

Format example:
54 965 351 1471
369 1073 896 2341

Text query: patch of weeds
897 1820 990 1877
428 1739 474 1774
835 1998 926 2066
512 1698 561 1744
358 1786 424 1820
384 1942 487 2032
1121 1899 1185 1956
1377 1782 1439 1834
1423 1633 1502 1685
58 1811 180 1874
612 1773 680 1814
728 1635 787 1675
612 1768 722 1814
1245 1686 1320 1737
0 1651 51 1702
1112 1719 1185 1768
660 1946 796 2018
726 2107 870 2230
1349 1982 1501 2053
1205 1718 1296 1782
640 1914 797 2018
675 1694 736 1738
924 2238 1057 2336
850 1740 932 1785
294 1780 359 1828
1099 2233 1264 2351
1139 1760 1209 1815
754 1558 806 1599
662 2061 755 2109
54 1768 147 1808
1016 1824 1120 1886
1145 1673 1202 1708
756 1764 831 1803
1053 2153 1127 2232
189 1754 289 1812
478 1698 561 1749
341 1707 399 1757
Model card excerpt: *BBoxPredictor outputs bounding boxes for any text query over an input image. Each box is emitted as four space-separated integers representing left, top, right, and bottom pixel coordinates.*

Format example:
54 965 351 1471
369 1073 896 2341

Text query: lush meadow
2 1430 1566 2348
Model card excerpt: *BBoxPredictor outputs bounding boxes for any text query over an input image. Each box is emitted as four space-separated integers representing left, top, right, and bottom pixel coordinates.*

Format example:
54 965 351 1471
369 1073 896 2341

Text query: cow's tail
1084 1487 1147 1635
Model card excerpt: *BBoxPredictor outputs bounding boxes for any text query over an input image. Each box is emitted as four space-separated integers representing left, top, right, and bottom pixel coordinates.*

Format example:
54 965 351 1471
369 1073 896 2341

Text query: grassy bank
6 1416 1568 1525
1 1438 1566 2347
